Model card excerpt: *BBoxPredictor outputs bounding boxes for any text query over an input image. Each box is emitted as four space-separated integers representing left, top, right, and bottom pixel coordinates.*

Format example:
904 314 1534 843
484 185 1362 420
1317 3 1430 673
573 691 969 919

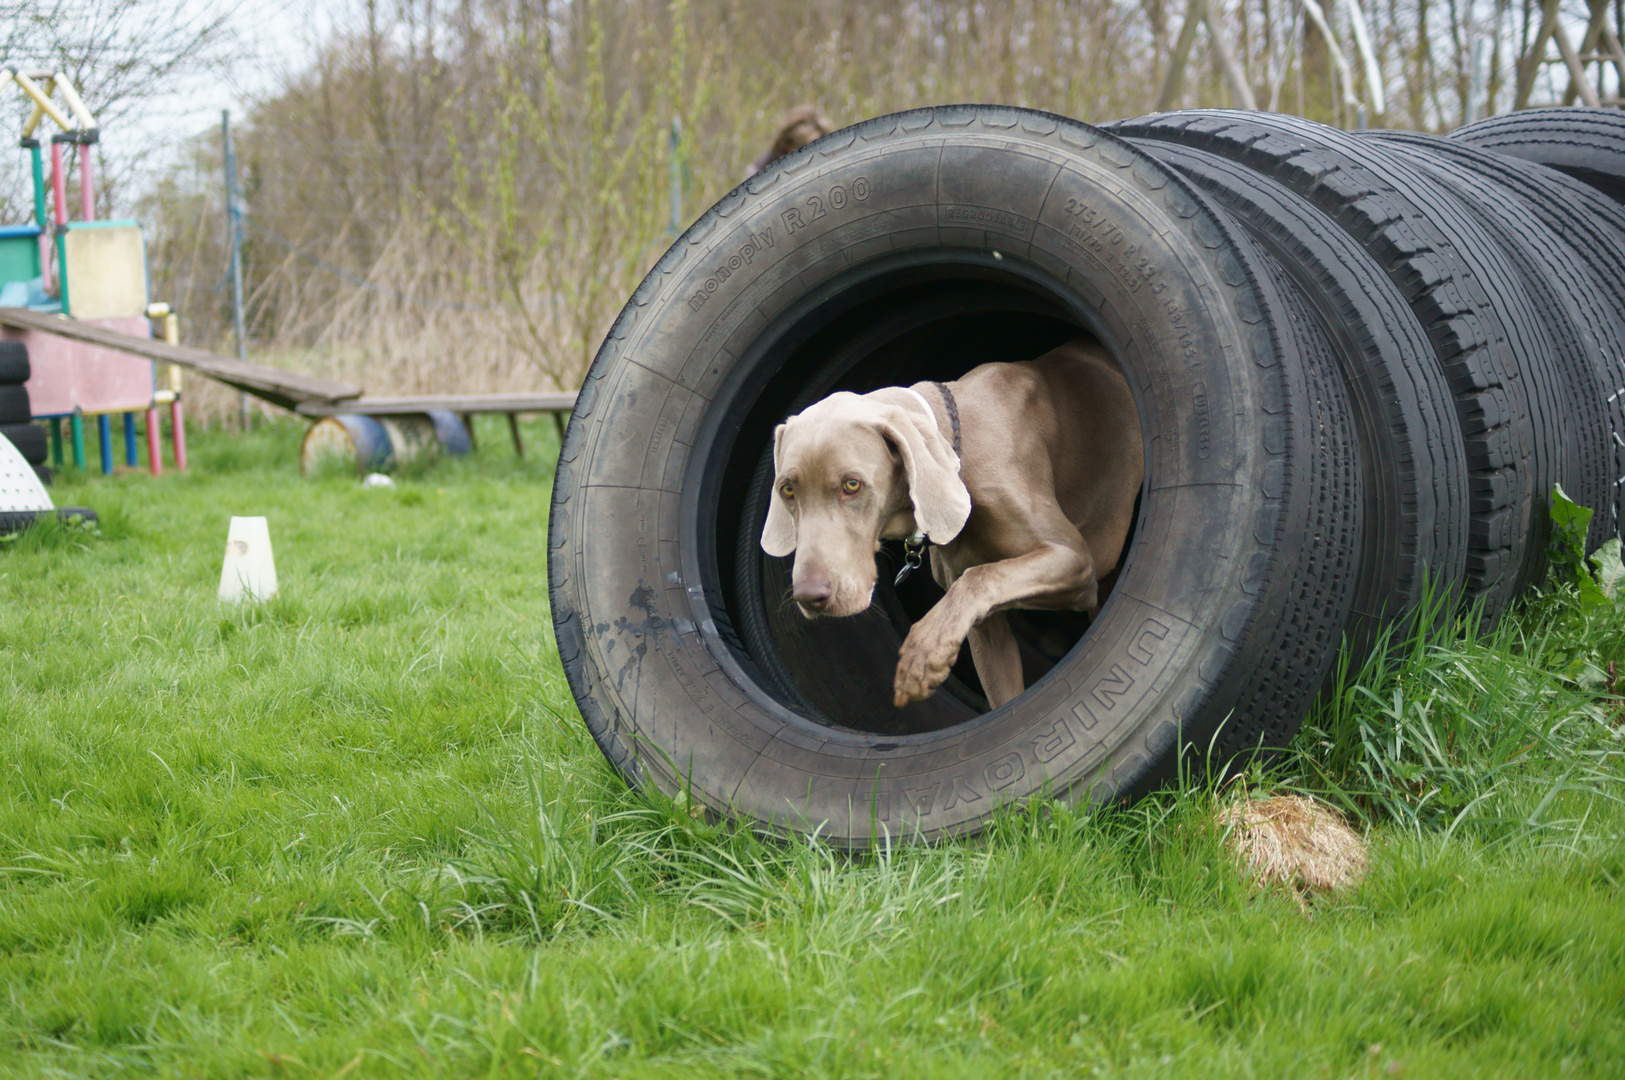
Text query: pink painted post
146 407 162 475
78 144 94 221
49 142 68 225
45 143 68 303
170 400 188 471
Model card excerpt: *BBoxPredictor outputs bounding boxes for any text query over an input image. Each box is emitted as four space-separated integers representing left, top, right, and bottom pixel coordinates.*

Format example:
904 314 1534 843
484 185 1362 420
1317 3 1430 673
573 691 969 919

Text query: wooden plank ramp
0 307 362 410
295 393 577 417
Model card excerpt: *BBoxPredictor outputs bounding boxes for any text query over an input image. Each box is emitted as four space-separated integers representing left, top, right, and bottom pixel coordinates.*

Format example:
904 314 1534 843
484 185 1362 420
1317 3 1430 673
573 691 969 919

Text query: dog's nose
793 574 834 611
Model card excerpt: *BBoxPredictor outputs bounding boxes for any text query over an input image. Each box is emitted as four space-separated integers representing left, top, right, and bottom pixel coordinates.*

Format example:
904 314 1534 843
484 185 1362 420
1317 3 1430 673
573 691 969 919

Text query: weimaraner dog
761 337 1143 710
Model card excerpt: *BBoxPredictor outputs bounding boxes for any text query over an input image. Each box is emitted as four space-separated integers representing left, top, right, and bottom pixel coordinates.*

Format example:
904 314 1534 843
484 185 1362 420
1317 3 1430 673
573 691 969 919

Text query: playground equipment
0 70 383 471
0 67 190 475
0 306 360 410
0 69 572 471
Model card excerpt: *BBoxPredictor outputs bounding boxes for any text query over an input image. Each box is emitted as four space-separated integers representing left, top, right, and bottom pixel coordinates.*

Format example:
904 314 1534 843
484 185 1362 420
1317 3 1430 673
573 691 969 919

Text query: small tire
549 105 1363 843
0 423 47 466
1451 107 1625 206
0 341 28 384
0 384 29 426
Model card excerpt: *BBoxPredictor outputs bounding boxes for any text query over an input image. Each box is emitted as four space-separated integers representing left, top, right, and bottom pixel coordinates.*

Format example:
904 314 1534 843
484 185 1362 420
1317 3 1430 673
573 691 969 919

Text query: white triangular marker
218 516 278 602
0 432 51 513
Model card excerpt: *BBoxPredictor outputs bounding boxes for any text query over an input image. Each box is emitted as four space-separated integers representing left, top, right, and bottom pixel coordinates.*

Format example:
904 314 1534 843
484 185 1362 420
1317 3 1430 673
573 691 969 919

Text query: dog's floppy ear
760 423 797 556
879 405 971 544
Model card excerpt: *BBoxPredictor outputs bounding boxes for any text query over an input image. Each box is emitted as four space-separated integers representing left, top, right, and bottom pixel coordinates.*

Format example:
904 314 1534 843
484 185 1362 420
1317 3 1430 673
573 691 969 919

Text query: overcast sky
132 0 330 166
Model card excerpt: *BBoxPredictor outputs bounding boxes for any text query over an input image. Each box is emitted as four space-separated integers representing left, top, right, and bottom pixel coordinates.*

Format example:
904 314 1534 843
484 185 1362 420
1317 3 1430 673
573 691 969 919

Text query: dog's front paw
893 621 963 708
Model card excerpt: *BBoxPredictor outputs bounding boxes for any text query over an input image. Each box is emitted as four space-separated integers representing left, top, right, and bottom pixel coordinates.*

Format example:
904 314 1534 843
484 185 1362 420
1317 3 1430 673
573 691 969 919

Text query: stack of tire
548 106 1625 845
0 341 49 486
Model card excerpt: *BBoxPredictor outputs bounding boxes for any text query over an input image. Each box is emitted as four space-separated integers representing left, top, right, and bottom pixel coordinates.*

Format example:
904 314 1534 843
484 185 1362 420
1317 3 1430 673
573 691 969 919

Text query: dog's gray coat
762 337 1143 709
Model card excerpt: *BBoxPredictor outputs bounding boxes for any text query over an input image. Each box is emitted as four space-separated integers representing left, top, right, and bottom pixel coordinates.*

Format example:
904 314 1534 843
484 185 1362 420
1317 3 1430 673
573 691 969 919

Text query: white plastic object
218 516 278 602
0 430 52 513
362 472 395 488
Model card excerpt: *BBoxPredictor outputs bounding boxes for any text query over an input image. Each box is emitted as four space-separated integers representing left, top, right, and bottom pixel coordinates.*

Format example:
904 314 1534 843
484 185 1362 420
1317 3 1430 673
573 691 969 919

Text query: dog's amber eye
779 482 795 499
842 478 862 494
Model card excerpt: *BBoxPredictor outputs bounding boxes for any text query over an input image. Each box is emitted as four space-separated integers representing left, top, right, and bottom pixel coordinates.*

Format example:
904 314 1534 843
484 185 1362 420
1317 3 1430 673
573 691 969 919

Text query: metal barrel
300 411 470 476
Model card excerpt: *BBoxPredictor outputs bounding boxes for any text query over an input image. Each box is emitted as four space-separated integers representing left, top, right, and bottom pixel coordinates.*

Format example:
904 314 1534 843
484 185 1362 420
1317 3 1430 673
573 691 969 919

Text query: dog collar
900 384 963 462
924 381 963 459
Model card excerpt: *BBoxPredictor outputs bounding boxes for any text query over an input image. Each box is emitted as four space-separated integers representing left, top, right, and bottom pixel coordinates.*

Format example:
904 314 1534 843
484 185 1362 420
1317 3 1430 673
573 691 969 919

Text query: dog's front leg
968 613 1024 709
893 543 1095 707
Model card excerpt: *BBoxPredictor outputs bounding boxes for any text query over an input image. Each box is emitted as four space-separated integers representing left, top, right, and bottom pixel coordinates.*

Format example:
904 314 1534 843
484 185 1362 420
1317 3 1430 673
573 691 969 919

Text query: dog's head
760 388 970 617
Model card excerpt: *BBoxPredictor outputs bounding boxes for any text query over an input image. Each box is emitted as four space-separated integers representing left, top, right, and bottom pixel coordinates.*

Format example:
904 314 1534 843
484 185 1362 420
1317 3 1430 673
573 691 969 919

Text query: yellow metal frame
2 71 188 475
147 302 184 404
2 68 98 137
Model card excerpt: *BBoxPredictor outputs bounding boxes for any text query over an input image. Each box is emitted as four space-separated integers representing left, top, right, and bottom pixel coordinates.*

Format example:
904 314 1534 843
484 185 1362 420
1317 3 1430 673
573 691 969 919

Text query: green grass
2 418 1622 1078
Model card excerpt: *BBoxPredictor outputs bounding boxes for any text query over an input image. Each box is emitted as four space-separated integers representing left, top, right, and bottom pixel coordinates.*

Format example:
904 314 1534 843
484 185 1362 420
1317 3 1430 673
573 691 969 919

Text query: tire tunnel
547 105 1625 845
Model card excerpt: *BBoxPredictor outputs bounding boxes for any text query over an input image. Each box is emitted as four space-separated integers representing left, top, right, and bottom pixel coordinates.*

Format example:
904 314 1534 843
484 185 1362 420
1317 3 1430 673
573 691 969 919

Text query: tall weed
1278 582 1624 837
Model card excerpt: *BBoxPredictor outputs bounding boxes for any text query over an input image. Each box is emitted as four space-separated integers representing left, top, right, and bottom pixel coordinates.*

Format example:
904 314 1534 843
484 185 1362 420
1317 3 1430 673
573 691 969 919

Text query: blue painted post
97 414 112 474
123 413 137 466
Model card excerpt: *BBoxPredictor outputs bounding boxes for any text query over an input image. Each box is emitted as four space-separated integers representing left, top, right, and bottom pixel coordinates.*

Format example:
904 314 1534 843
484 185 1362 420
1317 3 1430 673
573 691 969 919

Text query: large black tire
1120 137 1467 661
0 384 29 426
1451 108 1625 206
0 341 28 384
548 105 1362 843
1364 131 1617 553
1367 129 1625 542
0 423 47 466
1109 110 1559 620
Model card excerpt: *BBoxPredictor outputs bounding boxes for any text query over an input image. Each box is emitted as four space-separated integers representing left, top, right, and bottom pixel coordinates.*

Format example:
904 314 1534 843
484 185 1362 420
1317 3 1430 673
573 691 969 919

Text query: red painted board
8 315 154 416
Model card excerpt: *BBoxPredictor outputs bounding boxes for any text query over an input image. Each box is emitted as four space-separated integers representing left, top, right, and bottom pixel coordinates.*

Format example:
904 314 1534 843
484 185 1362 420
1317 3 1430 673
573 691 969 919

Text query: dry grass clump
1218 794 1367 906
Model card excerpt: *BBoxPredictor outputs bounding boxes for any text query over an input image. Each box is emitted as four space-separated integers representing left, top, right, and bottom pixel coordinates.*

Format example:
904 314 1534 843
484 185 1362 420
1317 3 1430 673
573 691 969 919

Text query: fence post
669 117 684 237
221 110 249 429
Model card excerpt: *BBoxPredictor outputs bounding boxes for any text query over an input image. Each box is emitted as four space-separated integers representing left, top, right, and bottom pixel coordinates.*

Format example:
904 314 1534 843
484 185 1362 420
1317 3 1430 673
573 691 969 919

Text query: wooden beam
0 307 361 411
295 393 577 417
